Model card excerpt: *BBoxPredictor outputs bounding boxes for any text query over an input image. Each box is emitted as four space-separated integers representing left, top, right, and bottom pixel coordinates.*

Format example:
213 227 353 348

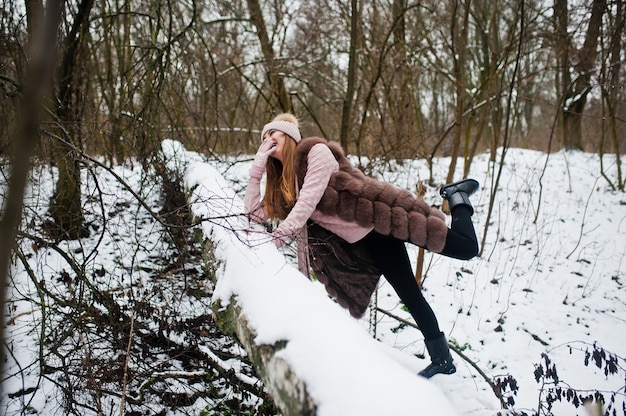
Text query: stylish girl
244 113 479 378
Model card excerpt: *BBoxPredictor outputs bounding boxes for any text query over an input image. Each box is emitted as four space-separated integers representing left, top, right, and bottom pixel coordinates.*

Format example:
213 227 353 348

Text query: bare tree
340 0 361 152
48 0 95 240
384 0 420 160
599 0 625 190
445 0 472 186
94 0 132 163
246 0 293 114
555 0 606 150
0 0 63 377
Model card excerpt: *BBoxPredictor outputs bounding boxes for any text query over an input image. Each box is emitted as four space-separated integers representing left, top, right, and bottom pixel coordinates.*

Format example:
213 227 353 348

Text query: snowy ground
2 141 625 416
187 141 625 416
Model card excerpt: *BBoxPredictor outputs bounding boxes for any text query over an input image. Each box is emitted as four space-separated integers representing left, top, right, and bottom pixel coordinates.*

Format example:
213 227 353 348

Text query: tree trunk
340 0 360 153
49 0 95 240
443 0 472 215
98 0 131 164
246 0 292 113
0 0 63 380
446 0 472 188
24 0 43 45
388 0 416 160
600 0 624 189
554 0 569 147
560 0 606 150
464 0 499 176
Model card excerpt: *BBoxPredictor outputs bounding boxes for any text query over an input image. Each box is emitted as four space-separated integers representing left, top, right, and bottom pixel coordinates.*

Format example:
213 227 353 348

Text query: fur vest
294 137 449 318
295 137 448 252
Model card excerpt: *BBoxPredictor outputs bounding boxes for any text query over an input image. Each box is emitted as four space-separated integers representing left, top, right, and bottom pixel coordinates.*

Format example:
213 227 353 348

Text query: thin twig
119 314 135 415
566 176 600 259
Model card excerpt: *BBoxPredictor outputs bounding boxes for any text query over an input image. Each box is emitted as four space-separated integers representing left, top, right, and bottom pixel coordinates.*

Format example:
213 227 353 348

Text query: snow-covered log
212 297 316 414
162 140 458 416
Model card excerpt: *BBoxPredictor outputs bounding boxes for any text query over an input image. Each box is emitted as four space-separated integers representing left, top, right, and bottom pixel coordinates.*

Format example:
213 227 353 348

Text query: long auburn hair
262 117 299 220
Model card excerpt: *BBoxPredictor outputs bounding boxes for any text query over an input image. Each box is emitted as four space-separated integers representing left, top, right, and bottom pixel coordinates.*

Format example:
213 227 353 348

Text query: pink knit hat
261 120 302 143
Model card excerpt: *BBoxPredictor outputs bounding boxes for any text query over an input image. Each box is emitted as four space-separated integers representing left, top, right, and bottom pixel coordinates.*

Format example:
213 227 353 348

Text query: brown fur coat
294 137 449 317
295 137 448 252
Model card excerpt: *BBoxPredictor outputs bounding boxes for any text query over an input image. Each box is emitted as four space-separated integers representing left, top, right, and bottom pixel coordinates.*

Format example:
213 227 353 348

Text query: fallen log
163 139 459 416
212 297 317 415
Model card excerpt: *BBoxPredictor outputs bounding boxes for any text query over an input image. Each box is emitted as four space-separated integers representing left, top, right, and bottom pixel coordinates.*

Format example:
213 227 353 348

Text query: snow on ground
3 140 625 416
179 140 625 416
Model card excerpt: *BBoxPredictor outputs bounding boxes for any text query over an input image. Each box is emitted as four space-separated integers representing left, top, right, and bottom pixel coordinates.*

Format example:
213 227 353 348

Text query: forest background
0 0 625 415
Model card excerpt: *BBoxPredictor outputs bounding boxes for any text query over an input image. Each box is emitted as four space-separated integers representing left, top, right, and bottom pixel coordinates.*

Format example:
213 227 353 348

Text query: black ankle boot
440 178 479 199
418 333 456 378
440 179 479 215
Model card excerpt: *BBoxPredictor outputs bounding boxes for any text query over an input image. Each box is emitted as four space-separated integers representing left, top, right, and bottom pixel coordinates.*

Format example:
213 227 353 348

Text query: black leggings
360 205 478 340
439 205 479 260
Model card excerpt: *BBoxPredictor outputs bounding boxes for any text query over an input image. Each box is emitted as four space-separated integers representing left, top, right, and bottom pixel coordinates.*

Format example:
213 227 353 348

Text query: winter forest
0 0 625 415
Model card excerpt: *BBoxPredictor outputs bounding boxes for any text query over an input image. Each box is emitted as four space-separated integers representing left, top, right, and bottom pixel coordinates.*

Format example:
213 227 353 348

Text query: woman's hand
249 138 277 179
272 230 287 249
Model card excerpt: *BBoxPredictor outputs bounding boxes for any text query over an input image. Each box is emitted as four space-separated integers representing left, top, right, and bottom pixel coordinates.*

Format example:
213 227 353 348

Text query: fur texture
307 222 381 318
295 137 448 253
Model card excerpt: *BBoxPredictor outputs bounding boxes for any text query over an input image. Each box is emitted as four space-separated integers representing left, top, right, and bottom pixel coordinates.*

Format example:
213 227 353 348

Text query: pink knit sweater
244 144 374 243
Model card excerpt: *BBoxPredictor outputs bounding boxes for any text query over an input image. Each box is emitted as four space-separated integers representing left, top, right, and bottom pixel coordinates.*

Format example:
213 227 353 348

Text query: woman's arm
243 138 278 224
274 144 338 243
243 174 268 224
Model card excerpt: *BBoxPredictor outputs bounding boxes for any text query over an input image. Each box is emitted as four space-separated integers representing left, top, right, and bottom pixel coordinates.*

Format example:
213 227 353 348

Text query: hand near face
249 139 276 178
253 137 277 167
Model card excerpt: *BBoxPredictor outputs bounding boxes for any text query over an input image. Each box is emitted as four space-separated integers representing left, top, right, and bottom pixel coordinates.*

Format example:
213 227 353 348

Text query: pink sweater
244 143 374 243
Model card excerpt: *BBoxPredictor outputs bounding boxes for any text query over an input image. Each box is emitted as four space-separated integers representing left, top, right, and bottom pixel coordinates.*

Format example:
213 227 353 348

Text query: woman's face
263 129 287 162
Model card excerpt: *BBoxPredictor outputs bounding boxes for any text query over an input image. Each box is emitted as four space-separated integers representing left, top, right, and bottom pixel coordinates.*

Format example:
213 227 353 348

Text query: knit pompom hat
261 113 302 143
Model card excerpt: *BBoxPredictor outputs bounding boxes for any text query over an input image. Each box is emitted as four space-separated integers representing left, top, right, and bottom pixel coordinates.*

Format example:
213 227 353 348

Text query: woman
244 113 479 378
